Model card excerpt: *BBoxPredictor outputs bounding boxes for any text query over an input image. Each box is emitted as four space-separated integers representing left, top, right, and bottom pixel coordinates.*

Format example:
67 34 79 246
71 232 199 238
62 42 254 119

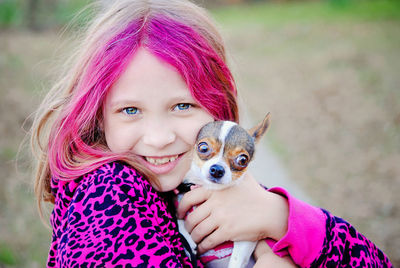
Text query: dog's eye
197 142 210 154
235 154 249 167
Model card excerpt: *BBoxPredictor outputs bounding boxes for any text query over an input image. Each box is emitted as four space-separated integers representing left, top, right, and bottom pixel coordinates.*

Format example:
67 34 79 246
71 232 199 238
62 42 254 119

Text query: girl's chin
151 175 184 192
148 152 193 192
152 183 181 193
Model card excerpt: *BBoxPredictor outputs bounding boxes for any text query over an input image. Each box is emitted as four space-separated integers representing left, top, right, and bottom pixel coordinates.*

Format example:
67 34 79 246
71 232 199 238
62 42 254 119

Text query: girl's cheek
105 124 140 153
188 114 213 135
183 122 203 144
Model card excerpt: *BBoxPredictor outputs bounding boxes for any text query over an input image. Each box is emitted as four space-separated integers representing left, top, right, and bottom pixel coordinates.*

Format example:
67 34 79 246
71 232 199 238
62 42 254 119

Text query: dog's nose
209 164 225 180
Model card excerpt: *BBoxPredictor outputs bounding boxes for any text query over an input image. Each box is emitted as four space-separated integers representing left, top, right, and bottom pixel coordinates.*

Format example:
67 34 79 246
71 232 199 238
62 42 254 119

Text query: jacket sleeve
54 166 184 268
266 187 393 268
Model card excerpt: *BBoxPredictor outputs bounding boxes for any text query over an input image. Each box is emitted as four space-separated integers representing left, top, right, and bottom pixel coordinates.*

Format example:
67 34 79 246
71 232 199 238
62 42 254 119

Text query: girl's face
103 48 214 192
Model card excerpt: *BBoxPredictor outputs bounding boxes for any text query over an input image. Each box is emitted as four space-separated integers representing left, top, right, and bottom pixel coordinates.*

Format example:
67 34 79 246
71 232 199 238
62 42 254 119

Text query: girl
31 0 392 267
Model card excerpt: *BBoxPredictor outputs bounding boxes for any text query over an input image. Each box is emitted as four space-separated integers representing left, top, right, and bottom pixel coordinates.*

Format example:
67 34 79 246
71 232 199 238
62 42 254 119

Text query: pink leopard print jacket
47 161 392 267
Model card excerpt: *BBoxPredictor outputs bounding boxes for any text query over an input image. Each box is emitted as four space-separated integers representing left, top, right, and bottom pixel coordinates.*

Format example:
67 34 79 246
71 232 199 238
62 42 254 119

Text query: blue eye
175 103 191 111
122 107 139 115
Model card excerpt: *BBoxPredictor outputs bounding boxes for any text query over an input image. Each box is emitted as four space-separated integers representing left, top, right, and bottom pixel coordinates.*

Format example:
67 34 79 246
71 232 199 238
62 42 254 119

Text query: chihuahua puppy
177 113 271 268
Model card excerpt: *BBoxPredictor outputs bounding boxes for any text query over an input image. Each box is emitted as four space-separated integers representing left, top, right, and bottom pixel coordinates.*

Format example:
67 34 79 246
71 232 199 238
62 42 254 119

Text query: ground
0 3 399 266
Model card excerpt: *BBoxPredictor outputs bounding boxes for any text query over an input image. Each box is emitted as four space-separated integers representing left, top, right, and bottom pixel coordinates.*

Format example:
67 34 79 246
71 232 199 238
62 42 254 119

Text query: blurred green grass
0 243 17 265
0 0 92 28
0 0 22 27
212 0 400 26
1 0 400 28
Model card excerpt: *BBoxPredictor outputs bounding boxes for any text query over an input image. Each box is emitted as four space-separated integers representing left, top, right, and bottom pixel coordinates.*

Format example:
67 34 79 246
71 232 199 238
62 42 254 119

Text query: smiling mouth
137 153 187 175
144 155 180 165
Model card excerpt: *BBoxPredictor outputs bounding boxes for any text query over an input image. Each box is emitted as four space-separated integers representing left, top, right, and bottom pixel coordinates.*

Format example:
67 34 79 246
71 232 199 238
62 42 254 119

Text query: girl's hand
253 240 298 268
176 173 289 253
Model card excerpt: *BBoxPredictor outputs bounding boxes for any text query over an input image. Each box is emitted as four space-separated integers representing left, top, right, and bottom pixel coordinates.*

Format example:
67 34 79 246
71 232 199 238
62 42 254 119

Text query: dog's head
189 113 270 189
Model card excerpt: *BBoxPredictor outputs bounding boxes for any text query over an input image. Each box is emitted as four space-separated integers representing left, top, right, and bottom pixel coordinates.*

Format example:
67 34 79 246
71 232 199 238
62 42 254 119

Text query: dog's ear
248 113 270 143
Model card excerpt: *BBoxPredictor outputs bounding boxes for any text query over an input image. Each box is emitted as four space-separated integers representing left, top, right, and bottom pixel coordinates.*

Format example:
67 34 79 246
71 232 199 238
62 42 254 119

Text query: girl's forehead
105 48 194 106
117 48 184 86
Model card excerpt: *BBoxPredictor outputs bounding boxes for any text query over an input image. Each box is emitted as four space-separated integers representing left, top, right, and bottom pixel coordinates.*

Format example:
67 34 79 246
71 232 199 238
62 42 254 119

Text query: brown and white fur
178 113 270 268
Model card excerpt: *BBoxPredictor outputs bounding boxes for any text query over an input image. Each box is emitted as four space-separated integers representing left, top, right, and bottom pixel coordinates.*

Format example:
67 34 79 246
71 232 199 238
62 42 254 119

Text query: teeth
145 155 178 165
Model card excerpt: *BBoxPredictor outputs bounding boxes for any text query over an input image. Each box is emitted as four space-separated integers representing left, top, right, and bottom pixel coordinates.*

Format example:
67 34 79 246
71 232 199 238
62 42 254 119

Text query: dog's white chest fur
176 193 256 268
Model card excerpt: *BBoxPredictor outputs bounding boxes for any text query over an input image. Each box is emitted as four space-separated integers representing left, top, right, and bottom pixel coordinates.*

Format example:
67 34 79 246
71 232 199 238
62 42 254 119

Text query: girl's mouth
144 155 179 165
139 153 185 175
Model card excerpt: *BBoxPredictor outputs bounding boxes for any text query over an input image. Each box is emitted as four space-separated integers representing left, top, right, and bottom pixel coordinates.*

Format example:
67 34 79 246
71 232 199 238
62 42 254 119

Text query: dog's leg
228 241 257 268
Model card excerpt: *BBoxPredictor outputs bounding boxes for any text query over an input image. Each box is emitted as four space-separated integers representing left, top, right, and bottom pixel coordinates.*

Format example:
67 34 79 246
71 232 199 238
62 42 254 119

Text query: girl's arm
50 162 190 267
177 173 393 267
267 187 393 267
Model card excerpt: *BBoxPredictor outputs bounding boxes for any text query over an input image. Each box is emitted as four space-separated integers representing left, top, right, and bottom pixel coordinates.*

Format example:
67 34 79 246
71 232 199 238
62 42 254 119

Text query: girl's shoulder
79 161 152 201
51 161 152 208
84 161 146 187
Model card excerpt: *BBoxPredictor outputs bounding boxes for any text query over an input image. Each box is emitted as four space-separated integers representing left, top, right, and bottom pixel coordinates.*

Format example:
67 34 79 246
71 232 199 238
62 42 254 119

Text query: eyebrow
109 95 196 109
109 99 140 109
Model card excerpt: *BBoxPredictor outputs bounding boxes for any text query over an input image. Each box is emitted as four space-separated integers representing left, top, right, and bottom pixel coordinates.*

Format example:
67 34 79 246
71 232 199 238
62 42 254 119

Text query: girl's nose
142 119 176 149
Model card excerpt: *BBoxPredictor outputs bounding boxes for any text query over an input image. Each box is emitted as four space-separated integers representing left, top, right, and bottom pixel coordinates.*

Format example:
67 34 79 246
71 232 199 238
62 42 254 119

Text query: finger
185 204 211 233
177 187 211 218
197 227 227 254
190 215 218 244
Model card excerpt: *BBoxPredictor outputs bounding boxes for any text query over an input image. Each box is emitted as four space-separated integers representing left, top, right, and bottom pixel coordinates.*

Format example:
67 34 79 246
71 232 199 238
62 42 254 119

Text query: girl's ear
248 113 271 143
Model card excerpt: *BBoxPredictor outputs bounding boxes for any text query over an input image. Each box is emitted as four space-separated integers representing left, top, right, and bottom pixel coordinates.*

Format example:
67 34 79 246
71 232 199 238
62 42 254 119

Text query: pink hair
48 15 238 181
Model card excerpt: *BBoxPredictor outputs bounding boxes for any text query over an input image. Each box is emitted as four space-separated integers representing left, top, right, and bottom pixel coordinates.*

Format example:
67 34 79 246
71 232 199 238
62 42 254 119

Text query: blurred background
0 0 399 266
